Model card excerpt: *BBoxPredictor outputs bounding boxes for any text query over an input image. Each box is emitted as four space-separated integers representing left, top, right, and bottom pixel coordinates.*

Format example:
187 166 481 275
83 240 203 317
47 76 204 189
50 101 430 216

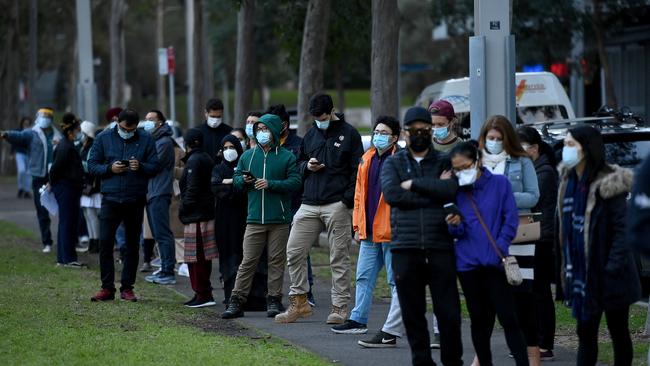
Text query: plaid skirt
183 220 217 263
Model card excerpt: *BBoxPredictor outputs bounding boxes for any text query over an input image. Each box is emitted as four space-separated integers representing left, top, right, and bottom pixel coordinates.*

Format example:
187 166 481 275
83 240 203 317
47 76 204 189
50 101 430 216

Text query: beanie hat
184 128 203 149
105 107 123 123
428 100 455 121
403 106 431 126
80 121 97 138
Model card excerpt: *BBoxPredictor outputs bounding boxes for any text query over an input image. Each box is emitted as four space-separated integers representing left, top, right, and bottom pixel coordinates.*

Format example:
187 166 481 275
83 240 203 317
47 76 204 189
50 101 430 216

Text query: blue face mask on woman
486 139 504 154
372 134 391 150
562 146 582 168
256 131 271 146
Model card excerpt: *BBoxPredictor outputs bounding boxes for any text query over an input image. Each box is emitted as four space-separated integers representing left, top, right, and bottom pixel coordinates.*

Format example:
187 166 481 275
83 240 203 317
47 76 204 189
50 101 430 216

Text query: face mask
142 120 156 131
207 117 222 128
562 146 582 168
315 120 330 130
486 140 504 154
240 140 247 150
457 166 478 186
256 131 271 146
409 132 432 153
118 126 135 140
245 124 254 138
372 134 391 151
223 148 238 162
36 117 52 129
433 126 449 141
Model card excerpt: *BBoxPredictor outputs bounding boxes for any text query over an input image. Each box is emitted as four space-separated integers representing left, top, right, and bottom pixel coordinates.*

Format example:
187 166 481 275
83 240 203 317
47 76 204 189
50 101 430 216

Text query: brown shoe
326 304 348 324
120 289 138 302
91 288 115 302
274 294 312 323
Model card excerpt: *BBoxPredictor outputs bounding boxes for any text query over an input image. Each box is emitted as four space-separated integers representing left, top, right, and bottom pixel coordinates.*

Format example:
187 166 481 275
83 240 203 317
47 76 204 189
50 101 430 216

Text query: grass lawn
0 220 329 366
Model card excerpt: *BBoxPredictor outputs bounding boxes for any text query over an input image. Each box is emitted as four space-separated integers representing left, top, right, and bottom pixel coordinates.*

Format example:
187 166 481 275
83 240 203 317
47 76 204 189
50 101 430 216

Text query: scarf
562 171 590 321
482 150 508 175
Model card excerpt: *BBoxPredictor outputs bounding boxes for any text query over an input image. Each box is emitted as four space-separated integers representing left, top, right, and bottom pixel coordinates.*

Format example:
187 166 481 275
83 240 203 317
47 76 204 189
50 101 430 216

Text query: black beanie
403 106 431 126
184 128 203 149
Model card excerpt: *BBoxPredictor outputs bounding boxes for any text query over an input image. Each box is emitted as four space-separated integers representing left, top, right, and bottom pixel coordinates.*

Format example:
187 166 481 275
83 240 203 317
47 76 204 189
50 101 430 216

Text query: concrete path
0 179 578 365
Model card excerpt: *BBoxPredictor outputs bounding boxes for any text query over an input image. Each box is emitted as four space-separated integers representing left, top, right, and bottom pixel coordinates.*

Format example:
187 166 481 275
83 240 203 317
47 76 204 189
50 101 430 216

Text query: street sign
167 47 175 75
158 48 168 75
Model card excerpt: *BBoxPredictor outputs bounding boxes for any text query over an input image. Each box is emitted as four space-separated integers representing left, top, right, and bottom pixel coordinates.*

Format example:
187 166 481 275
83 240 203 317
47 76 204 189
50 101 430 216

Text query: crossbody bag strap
465 191 505 261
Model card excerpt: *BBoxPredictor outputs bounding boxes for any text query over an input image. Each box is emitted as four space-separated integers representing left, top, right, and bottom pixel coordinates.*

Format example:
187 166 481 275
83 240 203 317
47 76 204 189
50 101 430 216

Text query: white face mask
207 117 222 128
457 165 478 186
223 148 238 162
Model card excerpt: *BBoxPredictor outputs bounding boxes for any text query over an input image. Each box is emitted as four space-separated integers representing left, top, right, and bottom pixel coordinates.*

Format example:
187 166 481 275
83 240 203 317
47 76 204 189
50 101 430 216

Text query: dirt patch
182 312 264 339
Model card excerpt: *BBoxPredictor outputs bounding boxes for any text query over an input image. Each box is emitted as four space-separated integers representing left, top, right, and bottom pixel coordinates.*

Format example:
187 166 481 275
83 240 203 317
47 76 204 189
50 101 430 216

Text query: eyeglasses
256 126 270 132
406 127 432 135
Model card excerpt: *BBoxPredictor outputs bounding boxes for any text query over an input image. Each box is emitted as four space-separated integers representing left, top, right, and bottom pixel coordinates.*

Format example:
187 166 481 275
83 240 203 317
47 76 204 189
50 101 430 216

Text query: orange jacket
352 146 397 243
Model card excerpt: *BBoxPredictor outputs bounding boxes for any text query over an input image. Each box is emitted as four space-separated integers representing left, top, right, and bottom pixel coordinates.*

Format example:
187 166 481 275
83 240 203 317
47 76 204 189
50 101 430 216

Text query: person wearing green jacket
222 113 302 319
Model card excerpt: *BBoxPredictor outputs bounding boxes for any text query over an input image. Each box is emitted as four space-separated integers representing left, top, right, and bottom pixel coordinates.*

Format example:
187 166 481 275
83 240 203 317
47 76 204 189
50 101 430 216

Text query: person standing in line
445 141 528 366
244 111 263 150
557 125 640 366
79 121 101 254
12 117 33 198
50 113 85 268
478 115 540 365
231 128 250 151
1 108 62 253
518 126 559 360
330 116 404 349
429 100 462 154
381 106 462 366
139 110 177 286
198 98 233 162
88 109 160 302
275 94 363 325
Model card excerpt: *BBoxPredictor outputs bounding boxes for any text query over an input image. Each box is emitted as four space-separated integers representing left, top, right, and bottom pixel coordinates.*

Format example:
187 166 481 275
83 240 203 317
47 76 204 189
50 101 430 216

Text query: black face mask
409 133 431 153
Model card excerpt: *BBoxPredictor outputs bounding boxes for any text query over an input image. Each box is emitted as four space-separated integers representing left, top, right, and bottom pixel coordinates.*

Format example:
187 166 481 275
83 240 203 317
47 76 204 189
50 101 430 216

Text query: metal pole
169 73 176 123
76 0 98 123
185 0 195 127
570 0 585 117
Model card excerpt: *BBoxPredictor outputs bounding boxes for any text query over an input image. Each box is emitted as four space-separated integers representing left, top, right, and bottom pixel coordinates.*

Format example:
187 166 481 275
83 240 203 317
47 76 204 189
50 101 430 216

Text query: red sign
167 47 176 75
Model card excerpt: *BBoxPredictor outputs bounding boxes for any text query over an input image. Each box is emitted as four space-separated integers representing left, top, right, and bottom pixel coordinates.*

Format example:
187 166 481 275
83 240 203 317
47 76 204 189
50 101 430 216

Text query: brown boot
274 294 312 323
326 304 348 324
528 346 541 366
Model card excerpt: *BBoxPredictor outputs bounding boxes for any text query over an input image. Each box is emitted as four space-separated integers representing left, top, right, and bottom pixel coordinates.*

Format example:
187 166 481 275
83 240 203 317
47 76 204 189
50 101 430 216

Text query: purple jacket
448 168 519 272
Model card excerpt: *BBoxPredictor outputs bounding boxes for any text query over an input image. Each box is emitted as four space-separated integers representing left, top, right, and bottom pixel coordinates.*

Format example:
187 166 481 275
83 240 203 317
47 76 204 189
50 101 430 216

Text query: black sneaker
183 295 197 306
266 296 284 318
331 319 368 334
430 332 440 349
540 349 554 361
358 331 397 348
185 297 216 308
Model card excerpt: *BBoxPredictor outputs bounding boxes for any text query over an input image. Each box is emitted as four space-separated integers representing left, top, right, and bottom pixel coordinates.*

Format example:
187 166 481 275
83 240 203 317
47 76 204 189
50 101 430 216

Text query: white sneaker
178 263 189 277
42 245 52 253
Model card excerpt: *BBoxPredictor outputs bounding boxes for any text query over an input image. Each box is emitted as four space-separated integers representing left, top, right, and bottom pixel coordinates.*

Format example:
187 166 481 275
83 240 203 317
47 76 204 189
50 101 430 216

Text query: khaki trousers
286 202 352 307
232 223 290 300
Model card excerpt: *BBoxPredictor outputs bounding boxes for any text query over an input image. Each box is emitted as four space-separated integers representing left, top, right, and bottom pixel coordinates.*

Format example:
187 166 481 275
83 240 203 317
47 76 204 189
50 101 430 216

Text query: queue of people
1 93 645 366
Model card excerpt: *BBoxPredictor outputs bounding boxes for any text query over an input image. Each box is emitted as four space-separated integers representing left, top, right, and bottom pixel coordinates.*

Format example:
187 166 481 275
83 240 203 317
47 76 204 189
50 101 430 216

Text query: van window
457 106 569 139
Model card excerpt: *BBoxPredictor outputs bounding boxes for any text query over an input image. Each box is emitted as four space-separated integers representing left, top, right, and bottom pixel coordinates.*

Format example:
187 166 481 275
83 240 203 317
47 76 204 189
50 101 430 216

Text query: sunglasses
406 127 432 135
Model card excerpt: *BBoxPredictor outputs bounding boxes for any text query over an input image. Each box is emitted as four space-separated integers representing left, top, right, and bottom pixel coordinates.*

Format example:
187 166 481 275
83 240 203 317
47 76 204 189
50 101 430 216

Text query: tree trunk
233 0 255 128
156 0 167 113
0 0 20 174
109 0 126 107
335 61 345 113
297 0 332 136
592 0 617 108
189 0 213 126
27 0 38 114
370 0 400 122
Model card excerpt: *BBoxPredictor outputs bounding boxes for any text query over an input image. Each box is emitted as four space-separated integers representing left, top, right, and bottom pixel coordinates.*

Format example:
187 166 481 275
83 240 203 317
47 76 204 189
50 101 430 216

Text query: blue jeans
146 195 175 275
116 224 126 248
15 152 31 192
52 183 80 264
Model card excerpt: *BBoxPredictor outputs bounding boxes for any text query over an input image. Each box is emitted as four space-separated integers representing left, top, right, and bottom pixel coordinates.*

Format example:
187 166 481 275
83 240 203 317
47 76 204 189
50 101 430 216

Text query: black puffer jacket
381 148 458 250
179 148 215 225
298 114 363 208
533 154 558 242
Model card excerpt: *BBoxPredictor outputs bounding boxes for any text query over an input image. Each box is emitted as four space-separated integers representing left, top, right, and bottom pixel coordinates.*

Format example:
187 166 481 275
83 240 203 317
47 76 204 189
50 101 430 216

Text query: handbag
512 214 541 243
465 191 523 286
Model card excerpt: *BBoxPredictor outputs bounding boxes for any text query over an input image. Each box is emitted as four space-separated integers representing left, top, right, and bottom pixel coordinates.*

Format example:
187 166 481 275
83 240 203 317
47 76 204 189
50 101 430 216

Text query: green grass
0 220 329 366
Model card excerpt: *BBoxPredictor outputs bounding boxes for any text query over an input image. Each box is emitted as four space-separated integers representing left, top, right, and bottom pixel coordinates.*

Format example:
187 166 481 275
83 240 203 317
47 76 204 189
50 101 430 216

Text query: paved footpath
0 180 579 365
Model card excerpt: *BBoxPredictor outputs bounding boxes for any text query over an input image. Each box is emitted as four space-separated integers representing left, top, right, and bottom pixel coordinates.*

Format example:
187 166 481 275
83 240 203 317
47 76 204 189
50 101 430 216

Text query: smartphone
120 159 130 165
443 203 462 218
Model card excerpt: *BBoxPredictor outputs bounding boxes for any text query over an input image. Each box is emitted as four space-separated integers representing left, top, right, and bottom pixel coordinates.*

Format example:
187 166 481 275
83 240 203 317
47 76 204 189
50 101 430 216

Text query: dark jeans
52 183 81 264
577 306 633 366
514 292 538 347
188 223 213 300
458 267 528 366
146 195 175 275
31 176 52 247
99 199 145 291
392 248 463 366
142 239 155 263
534 241 556 350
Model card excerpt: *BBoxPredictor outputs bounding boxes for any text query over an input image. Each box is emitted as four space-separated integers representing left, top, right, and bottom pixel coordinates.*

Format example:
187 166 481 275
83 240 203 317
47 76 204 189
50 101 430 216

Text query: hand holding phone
242 170 255 184
444 203 462 226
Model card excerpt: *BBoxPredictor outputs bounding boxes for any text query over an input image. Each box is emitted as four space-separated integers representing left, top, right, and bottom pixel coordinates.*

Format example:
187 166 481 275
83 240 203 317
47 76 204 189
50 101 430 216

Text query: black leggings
513 291 538 347
577 307 633 366
458 267 528 366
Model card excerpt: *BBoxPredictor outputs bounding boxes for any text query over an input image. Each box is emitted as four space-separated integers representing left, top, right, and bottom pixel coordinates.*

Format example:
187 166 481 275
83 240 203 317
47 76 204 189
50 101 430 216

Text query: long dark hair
478 115 527 158
567 125 610 183
517 126 557 166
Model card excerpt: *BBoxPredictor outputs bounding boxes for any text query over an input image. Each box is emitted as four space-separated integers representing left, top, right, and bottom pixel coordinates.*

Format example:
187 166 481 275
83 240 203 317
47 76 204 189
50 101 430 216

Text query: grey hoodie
147 123 175 200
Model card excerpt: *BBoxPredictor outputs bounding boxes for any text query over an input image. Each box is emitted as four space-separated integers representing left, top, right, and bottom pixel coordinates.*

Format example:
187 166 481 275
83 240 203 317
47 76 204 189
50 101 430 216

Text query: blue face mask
36 117 52 129
372 134 391 151
562 146 582 168
256 131 271 146
245 124 254 138
142 121 156 132
433 126 449 141
315 120 330 130
486 139 504 154
118 126 135 140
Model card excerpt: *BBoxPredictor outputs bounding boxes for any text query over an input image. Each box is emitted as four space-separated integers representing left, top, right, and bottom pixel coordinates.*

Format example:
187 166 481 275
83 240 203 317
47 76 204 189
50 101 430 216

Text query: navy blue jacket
88 126 160 203
147 123 175 200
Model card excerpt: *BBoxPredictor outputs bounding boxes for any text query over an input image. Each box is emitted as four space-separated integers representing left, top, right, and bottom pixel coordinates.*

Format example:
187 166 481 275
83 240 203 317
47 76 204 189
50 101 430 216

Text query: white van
415 72 576 137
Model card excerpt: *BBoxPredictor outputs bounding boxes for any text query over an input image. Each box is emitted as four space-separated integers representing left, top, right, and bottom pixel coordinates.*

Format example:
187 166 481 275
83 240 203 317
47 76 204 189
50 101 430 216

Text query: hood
152 122 173 140
253 114 283 148
559 163 633 199
220 134 243 164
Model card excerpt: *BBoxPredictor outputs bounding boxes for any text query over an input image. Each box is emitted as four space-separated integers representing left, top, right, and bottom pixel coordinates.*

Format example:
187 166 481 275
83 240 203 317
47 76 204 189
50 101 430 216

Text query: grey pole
570 0 585 117
75 0 98 123
185 0 195 127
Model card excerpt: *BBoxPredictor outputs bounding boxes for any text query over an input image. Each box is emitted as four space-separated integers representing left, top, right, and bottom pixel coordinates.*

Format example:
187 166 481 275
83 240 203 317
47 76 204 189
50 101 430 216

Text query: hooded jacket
557 164 641 315
233 114 302 225
297 114 363 208
5 126 63 178
147 123 175 200
179 148 215 224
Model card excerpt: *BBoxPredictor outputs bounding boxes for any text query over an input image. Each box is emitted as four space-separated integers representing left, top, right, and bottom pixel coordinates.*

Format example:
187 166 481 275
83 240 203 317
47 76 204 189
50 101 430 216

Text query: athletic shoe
177 263 189 277
42 245 52 253
75 244 89 253
91 288 115 302
186 297 217 308
183 295 197 306
151 258 162 267
139 262 153 272
152 275 176 285
358 331 397 348
120 289 138 302
145 273 160 283
430 333 441 349
540 349 555 361
331 320 368 334
64 261 86 269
